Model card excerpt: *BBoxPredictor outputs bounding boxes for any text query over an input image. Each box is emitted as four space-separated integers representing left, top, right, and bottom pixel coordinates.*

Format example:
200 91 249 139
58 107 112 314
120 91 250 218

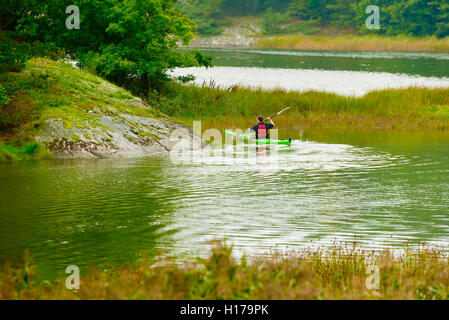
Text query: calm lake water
1 130 449 279
171 49 449 96
1 49 449 279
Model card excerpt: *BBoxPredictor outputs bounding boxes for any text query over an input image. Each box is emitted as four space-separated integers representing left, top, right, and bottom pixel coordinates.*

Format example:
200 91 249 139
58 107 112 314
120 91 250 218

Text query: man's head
257 116 264 123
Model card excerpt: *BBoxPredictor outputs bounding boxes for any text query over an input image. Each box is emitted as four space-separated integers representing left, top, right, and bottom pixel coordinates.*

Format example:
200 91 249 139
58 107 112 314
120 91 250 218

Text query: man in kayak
251 116 275 139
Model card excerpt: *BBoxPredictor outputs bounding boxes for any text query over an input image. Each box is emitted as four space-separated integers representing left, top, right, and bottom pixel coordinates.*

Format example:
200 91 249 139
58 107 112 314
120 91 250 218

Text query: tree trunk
144 74 151 100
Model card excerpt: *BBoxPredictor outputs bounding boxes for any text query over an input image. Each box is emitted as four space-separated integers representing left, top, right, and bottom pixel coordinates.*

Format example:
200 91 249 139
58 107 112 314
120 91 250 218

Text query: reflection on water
169 66 449 96
221 49 449 60
182 48 449 78
0 158 178 278
173 48 449 96
1 131 449 278
160 137 449 258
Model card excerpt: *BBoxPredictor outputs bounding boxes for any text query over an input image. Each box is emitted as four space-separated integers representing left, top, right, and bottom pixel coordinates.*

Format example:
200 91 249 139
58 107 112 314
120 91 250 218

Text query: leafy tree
384 0 436 36
262 7 286 34
177 0 226 35
9 0 211 97
183 0 449 38
264 0 292 12
325 0 357 30
220 0 290 16
434 0 449 38
338 0 449 36
287 0 310 20
0 34 26 73
305 0 329 23
1 4 59 107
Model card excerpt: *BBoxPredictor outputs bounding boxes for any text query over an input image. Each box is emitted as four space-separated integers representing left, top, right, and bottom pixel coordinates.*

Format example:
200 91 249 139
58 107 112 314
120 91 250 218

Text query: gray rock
189 35 257 48
35 114 206 159
187 18 262 48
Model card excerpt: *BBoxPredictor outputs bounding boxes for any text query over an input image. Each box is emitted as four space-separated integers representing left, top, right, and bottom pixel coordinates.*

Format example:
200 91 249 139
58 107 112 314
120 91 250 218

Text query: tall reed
1 242 449 300
150 82 449 131
255 35 449 52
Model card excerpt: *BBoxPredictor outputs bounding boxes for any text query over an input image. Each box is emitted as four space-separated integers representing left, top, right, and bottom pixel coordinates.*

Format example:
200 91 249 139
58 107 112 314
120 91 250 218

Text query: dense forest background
178 0 449 38
1 0 448 106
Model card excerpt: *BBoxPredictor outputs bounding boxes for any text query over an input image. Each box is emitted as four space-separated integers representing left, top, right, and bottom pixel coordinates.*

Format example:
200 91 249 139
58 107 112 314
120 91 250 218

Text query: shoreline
188 34 449 53
255 35 449 53
150 82 449 132
2 241 448 300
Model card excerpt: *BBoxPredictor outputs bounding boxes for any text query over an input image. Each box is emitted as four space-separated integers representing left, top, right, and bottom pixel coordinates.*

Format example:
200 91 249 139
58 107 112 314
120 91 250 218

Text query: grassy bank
2 242 449 300
0 143 52 162
0 58 162 161
255 35 449 52
150 82 449 132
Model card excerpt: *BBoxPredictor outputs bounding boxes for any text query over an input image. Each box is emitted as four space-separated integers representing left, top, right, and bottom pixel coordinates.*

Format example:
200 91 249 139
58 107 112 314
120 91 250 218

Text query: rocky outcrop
189 35 257 48
36 114 205 159
188 18 262 48
1 58 207 161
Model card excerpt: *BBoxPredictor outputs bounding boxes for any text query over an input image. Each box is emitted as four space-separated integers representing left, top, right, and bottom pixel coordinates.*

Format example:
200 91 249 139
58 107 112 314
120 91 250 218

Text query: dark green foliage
176 74 196 83
0 143 52 162
177 0 227 35
303 0 449 36
0 34 29 73
222 0 291 16
262 8 286 34
0 85 9 105
434 1 449 38
0 32 59 74
303 0 329 23
381 0 443 36
284 20 320 34
287 0 310 20
0 32 27 107
325 0 358 30
182 0 449 37
2 0 211 97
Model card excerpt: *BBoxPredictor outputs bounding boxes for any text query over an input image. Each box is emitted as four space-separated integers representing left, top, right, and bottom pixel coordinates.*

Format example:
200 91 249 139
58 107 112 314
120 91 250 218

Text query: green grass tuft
0 143 53 162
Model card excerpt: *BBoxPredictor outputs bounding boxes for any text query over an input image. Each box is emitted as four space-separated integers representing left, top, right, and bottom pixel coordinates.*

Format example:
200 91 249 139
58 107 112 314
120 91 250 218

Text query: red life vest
257 123 268 139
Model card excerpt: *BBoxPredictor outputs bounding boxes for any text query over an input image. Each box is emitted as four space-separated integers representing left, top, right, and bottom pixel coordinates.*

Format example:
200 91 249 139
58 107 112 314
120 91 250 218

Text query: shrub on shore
255 35 449 52
0 143 53 162
1 241 449 300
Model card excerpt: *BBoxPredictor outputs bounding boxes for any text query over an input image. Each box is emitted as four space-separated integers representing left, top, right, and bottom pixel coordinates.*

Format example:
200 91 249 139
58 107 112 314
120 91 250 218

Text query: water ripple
169 66 449 96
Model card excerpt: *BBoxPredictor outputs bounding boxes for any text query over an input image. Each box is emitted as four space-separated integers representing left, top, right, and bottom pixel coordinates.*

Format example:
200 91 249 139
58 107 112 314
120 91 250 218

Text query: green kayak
224 129 291 147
